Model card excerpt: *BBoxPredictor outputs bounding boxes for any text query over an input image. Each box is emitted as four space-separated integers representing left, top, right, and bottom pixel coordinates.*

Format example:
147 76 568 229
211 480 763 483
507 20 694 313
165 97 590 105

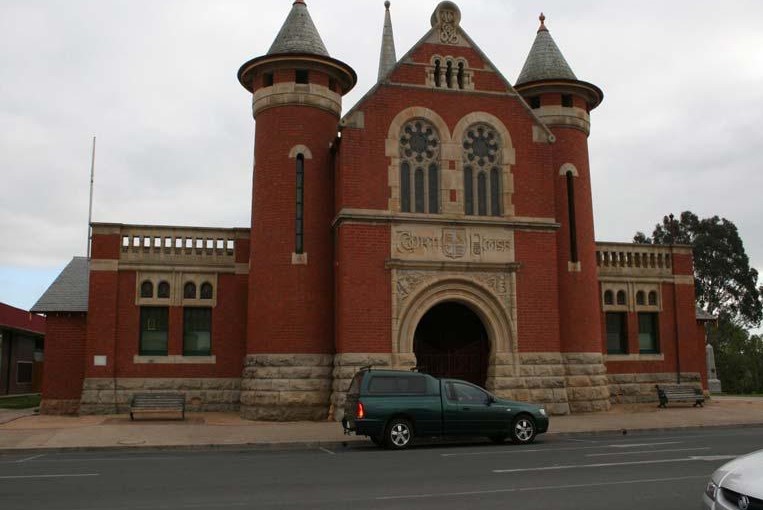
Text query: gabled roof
342 2 554 142
267 0 329 57
516 14 577 85
30 257 90 314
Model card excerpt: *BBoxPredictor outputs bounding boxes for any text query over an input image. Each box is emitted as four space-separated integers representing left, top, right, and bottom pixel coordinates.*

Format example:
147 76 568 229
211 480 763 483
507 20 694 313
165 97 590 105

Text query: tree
635 211 762 328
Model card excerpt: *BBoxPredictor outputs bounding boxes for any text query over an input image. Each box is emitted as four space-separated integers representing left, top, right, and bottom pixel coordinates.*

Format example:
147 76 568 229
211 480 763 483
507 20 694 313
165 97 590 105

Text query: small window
606 312 627 354
367 375 428 394
157 281 170 299
434 59 441 87
328 77 337 92
140 281 153 298
636 291 645 306
16 361 33 384
638 312 659 353
140 307 168 355
529 96 541 109
457 62 465 89
183 307 211 356
200 282 213 300
464 167 474 215
295 69 309 84
603 290 614 305
263 72 274 87
562 94 573 107
616 290 627 305
184 282 197 299
648 291 658 306
445 60 453 88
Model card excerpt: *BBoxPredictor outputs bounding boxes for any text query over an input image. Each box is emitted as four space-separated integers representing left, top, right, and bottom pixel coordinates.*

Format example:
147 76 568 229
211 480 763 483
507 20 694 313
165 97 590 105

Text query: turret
377 1 397 81
237 0 356 421
515 14 610 413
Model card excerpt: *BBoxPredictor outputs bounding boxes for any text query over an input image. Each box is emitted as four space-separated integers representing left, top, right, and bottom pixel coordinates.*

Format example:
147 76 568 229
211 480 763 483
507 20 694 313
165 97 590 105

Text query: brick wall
247 103 337 354
40 313 86 402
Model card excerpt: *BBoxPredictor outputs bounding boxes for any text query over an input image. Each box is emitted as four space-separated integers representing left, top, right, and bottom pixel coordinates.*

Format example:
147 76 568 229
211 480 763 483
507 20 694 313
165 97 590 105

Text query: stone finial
538 12 548 32
385 0 390 8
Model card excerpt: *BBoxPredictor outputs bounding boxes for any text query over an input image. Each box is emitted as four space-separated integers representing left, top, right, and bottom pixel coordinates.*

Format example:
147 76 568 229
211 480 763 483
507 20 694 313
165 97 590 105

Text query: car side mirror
486 395 495 405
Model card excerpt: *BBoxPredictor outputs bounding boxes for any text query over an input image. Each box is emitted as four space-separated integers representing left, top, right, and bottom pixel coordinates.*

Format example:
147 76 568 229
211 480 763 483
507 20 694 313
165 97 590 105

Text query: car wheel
488 435 506 444
385 418 413 449
510 415 537 445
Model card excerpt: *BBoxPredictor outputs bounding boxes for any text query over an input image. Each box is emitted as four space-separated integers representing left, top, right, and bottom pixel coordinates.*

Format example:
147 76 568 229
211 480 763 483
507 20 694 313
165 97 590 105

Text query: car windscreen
367 375 428 395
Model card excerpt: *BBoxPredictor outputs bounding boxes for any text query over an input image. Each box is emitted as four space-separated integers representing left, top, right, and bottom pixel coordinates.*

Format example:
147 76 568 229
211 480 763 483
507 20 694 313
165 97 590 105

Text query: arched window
636 291 645 306
603 290 614 305
157 281 170 299
184 282 197 299
140 281 153 298
648 291 658 306
616 290 627 306
463 124 502 216
200 282 213 300
399 120 440 213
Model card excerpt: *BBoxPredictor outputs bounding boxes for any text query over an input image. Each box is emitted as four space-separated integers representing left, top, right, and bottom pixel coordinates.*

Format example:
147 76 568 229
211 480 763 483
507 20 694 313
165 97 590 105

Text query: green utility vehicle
341 368 548 449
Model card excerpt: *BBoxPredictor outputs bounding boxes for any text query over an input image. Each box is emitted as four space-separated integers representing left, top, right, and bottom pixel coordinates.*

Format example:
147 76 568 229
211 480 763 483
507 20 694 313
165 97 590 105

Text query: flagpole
87 136 96 258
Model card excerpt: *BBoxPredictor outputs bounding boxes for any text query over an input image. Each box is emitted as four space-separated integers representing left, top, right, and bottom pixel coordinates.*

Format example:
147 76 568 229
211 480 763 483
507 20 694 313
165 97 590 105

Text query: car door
442 381 500 436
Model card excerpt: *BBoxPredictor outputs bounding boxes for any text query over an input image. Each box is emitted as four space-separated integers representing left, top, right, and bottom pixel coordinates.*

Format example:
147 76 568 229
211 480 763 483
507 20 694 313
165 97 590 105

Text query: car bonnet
715 450 763 499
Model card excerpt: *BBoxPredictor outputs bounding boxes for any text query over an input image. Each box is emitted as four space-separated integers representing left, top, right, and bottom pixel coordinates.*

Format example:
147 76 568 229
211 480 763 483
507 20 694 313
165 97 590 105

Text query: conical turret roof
377 1 397 81
268 0 329 57
516 13 576 85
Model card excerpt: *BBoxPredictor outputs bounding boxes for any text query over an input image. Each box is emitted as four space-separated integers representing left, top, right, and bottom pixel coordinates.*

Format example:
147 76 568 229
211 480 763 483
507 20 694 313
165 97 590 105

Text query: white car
703 449 763 509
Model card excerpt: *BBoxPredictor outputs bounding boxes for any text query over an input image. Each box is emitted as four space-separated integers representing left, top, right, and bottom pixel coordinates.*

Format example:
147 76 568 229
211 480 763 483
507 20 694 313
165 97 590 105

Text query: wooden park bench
129 393 185 421
655 385 705 408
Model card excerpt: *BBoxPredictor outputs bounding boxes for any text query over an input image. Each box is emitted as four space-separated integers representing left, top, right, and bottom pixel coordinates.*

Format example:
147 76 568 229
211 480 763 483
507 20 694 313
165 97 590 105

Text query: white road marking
561 437 600 443
441 441 682 457
376 475 707 500
318 447 336 455
16 454 45 463
493 455 737 473
586 447 710 457
607 441 681 448
0 473 99 480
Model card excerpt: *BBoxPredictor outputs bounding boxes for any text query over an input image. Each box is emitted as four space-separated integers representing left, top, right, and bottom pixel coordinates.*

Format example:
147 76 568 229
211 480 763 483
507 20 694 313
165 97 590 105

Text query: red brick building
0 302 45 396
33 1 708 418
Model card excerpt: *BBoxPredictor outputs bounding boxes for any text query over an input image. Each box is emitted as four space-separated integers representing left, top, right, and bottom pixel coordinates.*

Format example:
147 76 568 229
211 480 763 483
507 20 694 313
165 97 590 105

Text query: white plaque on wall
93 355 107 367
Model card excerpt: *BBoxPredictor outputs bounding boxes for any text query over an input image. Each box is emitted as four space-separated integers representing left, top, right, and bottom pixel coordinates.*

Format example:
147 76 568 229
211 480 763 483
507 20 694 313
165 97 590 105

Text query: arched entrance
413 302 489 386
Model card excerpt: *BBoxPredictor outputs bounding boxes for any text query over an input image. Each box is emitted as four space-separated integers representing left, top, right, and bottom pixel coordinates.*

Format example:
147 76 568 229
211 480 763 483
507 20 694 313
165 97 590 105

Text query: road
1 427 762 509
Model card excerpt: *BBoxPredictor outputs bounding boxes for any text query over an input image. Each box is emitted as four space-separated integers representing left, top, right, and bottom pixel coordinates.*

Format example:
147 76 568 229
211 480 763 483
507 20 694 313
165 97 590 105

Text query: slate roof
516 14 577 85
30 257 90 313
267 0 329 57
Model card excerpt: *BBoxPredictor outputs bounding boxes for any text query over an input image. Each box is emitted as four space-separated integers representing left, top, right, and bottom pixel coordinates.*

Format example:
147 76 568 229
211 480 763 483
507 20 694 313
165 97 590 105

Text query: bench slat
130 393 185 421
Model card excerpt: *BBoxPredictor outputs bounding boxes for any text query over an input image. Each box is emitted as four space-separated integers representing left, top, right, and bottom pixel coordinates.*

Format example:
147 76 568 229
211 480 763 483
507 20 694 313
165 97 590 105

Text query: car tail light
356 401 365 420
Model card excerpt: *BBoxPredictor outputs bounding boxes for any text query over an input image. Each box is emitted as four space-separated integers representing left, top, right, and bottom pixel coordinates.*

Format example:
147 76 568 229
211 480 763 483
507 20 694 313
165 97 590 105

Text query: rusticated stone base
330 353 393 421
562 353 611 413
608 372 702 404
487 352 571 415
240 354 333 421
79 378 241 414
39 399 80 415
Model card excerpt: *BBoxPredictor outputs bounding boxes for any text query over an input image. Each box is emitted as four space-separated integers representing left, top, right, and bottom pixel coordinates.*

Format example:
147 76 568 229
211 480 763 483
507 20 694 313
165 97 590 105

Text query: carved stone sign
393 225 514 264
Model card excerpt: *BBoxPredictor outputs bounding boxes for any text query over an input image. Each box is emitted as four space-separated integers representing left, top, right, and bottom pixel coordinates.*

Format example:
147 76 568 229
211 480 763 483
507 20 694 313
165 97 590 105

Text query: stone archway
413 301 489 386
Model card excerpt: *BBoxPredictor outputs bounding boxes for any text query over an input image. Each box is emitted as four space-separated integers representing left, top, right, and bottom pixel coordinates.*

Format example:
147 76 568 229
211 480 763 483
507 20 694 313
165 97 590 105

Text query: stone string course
78 378 241 415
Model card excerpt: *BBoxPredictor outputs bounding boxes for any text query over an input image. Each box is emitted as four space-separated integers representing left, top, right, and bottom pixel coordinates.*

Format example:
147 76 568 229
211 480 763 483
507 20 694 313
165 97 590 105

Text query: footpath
1 396 762 453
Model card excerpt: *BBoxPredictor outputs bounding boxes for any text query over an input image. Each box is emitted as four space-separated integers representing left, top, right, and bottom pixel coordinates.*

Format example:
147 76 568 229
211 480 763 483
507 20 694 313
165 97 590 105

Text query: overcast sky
1 0 762 319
